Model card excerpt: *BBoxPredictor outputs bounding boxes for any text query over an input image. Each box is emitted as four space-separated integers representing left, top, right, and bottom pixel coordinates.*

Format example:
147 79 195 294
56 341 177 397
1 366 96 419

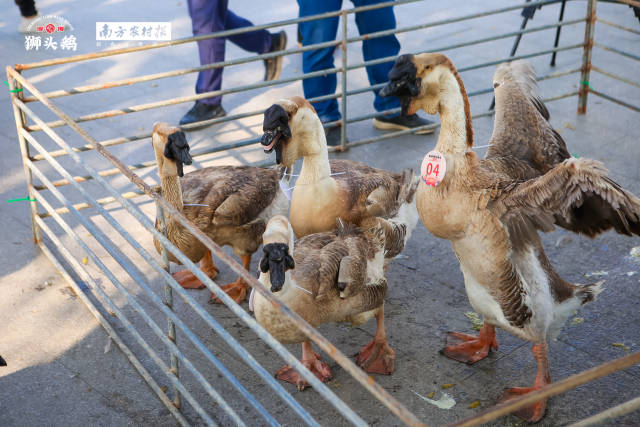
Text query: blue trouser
187 0 272 106
297 0 401 122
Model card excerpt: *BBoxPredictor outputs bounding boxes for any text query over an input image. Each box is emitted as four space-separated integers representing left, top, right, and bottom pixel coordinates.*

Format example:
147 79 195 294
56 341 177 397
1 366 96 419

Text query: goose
152 123 288 304
260 96 419 266
252 215 389 390
380 53 640 422
259 96 418 370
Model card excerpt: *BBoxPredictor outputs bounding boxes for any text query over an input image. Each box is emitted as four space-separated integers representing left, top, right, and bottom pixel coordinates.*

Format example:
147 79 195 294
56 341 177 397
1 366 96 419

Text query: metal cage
6 0 640 425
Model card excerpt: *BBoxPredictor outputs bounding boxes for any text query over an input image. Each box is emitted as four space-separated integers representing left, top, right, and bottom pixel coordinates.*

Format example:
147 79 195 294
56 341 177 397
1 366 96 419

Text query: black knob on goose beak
380 54 420 98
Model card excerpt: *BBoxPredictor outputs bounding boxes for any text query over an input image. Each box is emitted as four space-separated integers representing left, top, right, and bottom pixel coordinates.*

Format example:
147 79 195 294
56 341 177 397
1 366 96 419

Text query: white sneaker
19 15 39 34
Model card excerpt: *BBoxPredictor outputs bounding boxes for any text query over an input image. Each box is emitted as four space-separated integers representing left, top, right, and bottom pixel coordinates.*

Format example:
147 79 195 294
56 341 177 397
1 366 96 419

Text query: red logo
45 23 55 33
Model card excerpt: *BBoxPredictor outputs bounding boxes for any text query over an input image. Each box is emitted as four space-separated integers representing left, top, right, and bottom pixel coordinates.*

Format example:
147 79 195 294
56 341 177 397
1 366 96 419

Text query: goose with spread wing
380 53 640 422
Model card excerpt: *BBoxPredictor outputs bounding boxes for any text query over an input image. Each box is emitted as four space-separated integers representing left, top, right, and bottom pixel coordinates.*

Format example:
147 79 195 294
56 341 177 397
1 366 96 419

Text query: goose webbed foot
209 278 249 305
498 342 550 423
276 341 333 391
173 251 219 289
355 305 395 375
440 323 498 364
209 254 251 305
355 337 395 375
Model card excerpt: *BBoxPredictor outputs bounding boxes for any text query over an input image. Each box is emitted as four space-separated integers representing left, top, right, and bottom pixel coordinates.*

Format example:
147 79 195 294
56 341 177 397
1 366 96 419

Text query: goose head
259 215 296 292
380 53 458 116
152 123 193 178
261 97 325 167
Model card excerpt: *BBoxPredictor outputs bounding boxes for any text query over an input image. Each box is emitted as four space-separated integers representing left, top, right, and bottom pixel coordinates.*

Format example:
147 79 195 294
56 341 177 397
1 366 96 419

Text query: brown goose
259 96 418 372
380 53 640 422
152 123 289 304
252 215 389 390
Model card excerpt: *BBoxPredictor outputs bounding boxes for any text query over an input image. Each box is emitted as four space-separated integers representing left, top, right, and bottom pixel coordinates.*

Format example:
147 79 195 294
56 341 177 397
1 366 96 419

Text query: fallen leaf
571 317 584 326
612 343 630 353
564 122 575 130
468 401 481 409
428 391 435 399
584 270 608 278
442 383 455 389
161 386 168 392
464 312 483 331
413 390 456 409
82 257 88 265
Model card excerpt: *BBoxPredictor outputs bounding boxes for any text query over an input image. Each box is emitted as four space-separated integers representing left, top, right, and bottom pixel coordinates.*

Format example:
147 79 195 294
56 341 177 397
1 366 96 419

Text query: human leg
297 0 342 123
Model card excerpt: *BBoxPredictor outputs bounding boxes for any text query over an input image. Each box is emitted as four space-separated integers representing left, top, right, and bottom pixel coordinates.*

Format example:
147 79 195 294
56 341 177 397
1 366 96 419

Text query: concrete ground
1 0 639 426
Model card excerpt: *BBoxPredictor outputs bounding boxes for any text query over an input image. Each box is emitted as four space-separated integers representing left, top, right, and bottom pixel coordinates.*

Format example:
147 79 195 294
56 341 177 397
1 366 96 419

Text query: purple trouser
187 0 272 106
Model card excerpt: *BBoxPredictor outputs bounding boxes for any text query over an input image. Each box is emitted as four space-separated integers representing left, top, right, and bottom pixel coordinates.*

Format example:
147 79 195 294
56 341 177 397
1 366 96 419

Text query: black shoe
179 102 226 130
373 114 435 135
264 31 287 81
325 125 346 147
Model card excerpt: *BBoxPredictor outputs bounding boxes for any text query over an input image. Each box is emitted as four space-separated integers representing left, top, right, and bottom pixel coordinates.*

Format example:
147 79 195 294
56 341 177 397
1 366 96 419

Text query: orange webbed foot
276 351 333 391
355 338 395 375
440 324 498 364
499 387 547 422
209 278 248 305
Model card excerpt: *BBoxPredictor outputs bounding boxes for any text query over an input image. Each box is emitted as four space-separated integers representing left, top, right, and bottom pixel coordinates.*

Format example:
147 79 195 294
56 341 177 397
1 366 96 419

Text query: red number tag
421 150 447 186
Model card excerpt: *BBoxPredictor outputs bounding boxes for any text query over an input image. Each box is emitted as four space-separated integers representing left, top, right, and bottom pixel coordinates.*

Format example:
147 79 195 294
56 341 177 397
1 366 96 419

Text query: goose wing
487 61 569 173
181 166 280 227
330 159 406 219
491 158 640 237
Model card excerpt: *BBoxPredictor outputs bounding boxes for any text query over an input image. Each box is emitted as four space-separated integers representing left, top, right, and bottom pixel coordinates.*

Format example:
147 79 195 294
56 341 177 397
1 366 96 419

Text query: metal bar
37 190 146 217
344 0 563 44
449 351 640 427
341 10 348 150
596 17 640 35
6 69 40 244
345 91 578 149
592 65 640 89
614 0 640 7
568 395 640 427
21 40 342 103
594 42 640 61
578 0 597 114
550 1 567 65
348 40 582 77
13 0 422 71
35 235 190 427
158 204 181 410
9 67 422 427
28 163 239 427
589 88 640 112
18 108 319 427
22 15 582 108
26 66 343 132
32 90 345 161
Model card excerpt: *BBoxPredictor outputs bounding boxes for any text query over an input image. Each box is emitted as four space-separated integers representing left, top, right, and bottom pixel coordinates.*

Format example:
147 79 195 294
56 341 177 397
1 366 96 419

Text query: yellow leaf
160 386 168 392
428 391 435 399
468 401 481 409
442 383 455 389
82 257 88 265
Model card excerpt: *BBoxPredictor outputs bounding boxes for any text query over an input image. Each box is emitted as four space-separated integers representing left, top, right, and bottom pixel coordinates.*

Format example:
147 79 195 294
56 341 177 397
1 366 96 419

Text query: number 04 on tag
421 150 447 186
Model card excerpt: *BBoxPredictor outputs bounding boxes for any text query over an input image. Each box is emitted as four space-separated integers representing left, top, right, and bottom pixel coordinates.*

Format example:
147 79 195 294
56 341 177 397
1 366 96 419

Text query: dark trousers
187 0 272 106
15 0 37 17
297 0 401 122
